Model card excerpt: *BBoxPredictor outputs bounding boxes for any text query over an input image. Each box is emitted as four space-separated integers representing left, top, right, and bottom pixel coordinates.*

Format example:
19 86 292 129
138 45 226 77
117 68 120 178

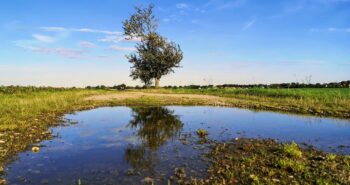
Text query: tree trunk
155 78 160 88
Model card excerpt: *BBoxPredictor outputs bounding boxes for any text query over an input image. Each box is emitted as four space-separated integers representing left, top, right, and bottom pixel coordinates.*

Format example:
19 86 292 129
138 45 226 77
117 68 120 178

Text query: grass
0 88 108 131
0 88 115 168
177 138 350 185
0 86 349 182
140 88 350 118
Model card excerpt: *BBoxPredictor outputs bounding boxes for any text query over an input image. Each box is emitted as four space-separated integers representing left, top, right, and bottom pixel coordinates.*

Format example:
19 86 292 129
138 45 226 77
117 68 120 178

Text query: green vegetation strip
176 138 350 185
0 87 350 183
140 88 350 118
0 89 114 169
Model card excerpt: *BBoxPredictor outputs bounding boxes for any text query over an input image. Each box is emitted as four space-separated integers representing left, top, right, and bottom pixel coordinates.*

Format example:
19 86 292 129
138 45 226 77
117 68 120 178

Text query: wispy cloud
162 18 170 23
40 26 122 35
243 19 256 30
16 43 85 59
71 28 121 35
204 0 246 10
191 19 200 24
98 35 141 43
40 26 66 32
32 34 55 43
176 3 189 9
109 45 136 52
78 41 96 48
310 27 350 32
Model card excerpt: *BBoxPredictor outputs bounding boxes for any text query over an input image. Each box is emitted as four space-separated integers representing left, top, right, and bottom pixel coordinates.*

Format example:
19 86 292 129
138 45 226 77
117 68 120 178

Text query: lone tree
123 4 183 88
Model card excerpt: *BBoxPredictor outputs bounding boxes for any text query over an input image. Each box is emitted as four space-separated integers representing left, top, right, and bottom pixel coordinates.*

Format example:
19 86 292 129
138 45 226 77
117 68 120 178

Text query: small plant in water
196 129 208 138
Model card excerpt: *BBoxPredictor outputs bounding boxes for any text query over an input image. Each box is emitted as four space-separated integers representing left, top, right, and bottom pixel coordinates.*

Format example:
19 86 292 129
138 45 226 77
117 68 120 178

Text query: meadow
1 86 349 132
0 86 349 184
141 87 350 118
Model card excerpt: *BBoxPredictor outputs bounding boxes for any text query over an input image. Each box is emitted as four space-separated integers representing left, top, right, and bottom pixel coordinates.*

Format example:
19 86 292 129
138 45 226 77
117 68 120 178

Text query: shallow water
4 106 350 184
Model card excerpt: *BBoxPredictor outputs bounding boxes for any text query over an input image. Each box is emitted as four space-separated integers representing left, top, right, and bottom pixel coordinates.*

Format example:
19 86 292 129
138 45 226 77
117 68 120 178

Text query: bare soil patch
86 92 224 101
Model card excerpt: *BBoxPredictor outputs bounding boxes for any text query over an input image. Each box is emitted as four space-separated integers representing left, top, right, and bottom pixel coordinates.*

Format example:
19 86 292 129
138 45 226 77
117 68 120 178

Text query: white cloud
243 19 256 30
176 3 189 9
162 18 170 22
204 0 246 10
16 43 84 59
98 35 124 43
310 27 350 32
32 34 55 43
328 27 350 32
78 41 96 48
71 28 121 35
54 48 84 58
191 19 200 24
98 35 141 43
40 27 66 32
40 26 122 35
110 45 136 52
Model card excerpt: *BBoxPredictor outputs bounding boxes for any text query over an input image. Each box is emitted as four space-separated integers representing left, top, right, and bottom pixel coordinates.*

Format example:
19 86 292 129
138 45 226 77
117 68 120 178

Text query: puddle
4 106 350 184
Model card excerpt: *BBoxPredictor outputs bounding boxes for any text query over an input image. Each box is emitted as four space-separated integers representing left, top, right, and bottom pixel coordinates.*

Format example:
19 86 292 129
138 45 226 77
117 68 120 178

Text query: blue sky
0 0 349 87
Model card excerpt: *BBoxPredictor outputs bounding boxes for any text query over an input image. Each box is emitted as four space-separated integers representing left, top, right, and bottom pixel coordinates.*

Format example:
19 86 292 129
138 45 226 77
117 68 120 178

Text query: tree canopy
123 4 183 87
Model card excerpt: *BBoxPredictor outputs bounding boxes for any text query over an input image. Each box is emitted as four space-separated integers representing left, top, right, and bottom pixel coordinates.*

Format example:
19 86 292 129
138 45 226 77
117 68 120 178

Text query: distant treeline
86 80 350 90
1 80 349 94
0 86 73 94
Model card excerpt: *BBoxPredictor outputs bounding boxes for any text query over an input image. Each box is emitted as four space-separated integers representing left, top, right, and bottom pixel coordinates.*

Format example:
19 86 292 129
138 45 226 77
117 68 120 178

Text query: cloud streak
79 41 96 48
176 3 189 9
310 27 350 32
98 35 141 43
17 43 85 59
40 26 122 35
109 45 136 52
204 0 246 10
243 19 256 30
32 34 55 43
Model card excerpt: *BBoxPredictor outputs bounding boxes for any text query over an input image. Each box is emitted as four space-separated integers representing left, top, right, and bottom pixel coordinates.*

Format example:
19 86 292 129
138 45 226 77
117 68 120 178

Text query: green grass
0 88 108 131
140 88 350 118
179 139 350 185
0 86 349 178
0 87 350 184
0 88 114 169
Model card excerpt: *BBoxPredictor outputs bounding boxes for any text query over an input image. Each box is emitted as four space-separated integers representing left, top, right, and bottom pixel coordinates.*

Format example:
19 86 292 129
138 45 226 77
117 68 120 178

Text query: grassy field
0 87 349 180
0 88 115 169
141 88 350 118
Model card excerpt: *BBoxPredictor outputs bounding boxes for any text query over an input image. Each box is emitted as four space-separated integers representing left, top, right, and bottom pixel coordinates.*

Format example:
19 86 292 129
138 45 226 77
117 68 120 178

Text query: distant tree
123 4 183 88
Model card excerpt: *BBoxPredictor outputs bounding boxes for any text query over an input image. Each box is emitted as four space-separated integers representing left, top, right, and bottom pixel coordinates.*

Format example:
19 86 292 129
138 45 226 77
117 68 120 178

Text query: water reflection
125 107 183 171
4 106 350 185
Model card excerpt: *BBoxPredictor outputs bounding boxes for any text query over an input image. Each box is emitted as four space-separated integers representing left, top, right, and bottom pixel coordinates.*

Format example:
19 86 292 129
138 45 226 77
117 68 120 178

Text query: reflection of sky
5 106 350 185
169 106 350 153
49 106 350 154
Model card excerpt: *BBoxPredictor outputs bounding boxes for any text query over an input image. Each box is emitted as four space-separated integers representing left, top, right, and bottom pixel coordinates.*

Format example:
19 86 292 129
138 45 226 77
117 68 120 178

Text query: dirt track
86 92 224 101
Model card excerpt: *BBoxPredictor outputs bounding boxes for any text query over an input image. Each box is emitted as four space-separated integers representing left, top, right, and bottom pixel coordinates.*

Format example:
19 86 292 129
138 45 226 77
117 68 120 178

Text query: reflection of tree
128 107 183 149
124 145 153 169
124 107 183 171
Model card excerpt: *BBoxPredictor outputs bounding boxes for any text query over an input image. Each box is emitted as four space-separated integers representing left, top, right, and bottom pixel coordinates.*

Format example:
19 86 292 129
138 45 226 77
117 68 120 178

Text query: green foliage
182 139 350 184
282 142 302 158
122 4 158 38
326 154 337 161
140 87 350 118
277 158 306 172
123 5 183 87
